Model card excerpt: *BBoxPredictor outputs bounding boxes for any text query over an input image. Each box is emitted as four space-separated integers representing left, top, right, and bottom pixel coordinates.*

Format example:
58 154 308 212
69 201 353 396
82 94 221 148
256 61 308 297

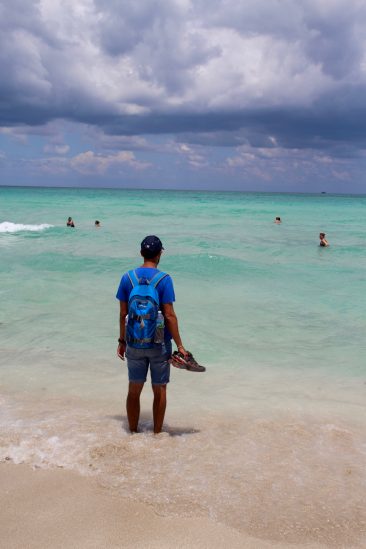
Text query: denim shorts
125 341 172 385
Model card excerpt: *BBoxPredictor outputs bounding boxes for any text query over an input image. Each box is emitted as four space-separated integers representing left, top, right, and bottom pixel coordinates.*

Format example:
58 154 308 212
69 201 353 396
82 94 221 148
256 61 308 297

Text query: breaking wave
0 221 54 233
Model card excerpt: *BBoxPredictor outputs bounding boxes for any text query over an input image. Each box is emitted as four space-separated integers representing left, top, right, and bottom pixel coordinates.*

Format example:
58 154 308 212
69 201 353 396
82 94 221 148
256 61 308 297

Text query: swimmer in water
274 216 281 224
95 220 101 228
67 217 75 228
319 232 329 247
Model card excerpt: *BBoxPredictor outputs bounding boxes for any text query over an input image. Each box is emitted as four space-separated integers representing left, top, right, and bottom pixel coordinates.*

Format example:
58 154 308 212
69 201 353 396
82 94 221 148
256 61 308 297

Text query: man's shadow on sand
107 413 200 437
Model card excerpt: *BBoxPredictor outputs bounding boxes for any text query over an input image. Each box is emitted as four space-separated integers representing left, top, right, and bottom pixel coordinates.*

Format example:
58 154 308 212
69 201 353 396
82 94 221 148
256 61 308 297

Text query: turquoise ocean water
1 187 366 545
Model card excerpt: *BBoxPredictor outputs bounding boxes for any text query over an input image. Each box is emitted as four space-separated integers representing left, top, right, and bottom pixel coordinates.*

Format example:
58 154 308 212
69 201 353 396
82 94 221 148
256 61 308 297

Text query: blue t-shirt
116 267 175 341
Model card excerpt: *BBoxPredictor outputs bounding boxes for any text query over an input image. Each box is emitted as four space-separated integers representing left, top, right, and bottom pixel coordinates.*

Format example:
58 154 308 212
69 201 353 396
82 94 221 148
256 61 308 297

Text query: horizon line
1 184 365 197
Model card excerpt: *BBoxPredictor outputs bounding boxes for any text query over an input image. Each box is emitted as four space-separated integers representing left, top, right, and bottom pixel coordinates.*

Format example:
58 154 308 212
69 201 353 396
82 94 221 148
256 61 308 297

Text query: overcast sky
1 0 366 192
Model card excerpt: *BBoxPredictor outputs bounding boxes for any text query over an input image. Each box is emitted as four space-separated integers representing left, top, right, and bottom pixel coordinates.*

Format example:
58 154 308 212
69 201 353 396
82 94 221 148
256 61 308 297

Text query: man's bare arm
161 302 187 355
117 301 128 360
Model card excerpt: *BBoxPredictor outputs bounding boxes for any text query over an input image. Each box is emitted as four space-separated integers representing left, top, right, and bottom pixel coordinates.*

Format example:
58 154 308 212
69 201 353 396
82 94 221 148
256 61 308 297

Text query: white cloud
174 142 209 168
43 144 70 155
25 148 151 176
70 150 149 174
225 143 352 184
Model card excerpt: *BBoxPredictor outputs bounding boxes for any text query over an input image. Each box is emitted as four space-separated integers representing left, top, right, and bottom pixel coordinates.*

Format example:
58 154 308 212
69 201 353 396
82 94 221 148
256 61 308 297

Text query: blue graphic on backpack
126 270 168 349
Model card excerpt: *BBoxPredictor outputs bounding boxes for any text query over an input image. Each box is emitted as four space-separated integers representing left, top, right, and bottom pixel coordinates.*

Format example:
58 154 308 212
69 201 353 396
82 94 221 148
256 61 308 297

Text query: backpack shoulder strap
149 271 168 288
127 270 139 288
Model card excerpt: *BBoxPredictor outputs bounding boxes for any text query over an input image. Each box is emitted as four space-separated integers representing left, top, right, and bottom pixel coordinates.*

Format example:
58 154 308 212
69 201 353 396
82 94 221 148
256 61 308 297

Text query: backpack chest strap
129 313 152 320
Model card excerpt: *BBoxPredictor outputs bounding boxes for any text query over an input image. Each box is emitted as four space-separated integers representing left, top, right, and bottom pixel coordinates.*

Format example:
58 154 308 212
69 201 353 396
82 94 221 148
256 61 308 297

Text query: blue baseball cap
141 235 164 255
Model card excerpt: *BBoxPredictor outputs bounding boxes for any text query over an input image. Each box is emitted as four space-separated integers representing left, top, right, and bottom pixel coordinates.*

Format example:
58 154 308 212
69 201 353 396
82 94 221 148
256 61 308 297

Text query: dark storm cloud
302 3 365 80
1 0 366 158
95 0 181 57
101 100 366 156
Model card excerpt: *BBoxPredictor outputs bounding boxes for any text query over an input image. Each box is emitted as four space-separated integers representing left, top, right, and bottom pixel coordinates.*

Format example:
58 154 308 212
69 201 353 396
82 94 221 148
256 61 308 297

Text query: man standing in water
116 236 189 434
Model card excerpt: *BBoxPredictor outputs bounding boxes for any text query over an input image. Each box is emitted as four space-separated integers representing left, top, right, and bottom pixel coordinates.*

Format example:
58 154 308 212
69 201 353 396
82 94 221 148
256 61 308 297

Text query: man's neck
141 260 159 269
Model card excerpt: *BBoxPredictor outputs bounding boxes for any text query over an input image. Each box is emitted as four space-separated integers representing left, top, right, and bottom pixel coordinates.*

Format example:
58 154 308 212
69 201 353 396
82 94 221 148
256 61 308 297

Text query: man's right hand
117 342 126 361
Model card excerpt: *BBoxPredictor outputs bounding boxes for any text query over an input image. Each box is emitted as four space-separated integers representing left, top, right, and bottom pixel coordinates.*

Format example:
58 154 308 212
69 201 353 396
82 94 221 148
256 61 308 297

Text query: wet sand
0 462 336 549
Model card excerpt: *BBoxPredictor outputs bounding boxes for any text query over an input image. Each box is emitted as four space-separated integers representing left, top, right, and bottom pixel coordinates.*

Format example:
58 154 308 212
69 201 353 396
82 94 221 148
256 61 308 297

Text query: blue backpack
126 270 168 349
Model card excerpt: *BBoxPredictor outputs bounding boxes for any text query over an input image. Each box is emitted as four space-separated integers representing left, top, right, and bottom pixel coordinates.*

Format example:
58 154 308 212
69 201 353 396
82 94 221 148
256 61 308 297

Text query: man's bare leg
126 382 144 432
152 384 167 434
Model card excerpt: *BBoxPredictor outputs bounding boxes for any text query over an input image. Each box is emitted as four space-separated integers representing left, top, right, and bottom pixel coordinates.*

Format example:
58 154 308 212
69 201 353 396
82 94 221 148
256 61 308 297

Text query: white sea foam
0 221 53 233
1 392 366 547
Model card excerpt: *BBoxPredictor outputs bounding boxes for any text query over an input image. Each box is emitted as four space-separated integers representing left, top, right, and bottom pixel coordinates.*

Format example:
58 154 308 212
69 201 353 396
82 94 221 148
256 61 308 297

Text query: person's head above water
95 220 100 227
140 235 164 260
319 232 329 246
274 216 281 223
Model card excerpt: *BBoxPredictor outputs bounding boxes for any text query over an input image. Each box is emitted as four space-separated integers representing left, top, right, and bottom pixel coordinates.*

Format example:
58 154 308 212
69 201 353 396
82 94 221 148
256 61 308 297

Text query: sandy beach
2 462 344 549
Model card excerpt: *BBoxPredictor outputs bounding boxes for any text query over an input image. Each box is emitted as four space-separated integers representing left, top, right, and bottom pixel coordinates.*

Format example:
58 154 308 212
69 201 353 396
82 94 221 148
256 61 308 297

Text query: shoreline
0 462 327 549
1 388 366 548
